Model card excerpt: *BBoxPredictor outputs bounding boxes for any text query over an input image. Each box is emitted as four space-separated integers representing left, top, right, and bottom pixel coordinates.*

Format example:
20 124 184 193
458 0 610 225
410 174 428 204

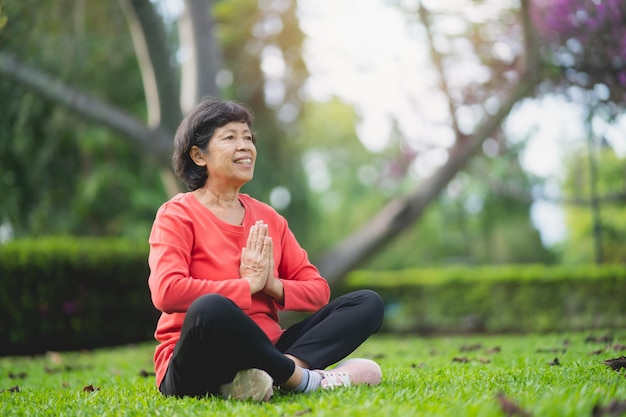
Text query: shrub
342 264 626 334
0 237 157 355
3 237 624 355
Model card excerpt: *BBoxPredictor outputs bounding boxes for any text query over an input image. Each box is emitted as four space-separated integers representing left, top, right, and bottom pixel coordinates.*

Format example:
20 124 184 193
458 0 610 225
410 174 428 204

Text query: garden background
1 0 625 415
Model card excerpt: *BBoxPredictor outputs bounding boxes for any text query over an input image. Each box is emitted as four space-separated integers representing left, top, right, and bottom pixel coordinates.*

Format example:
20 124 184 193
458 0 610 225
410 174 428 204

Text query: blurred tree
0 1 163 238
531 0 626 108
297 99 553 267
0 0 311 239
363 139 553 269
1 0 623 285
293 98 390 258
559 135 626 264
315 0 543 282
530 0 626 264
314 0 626 280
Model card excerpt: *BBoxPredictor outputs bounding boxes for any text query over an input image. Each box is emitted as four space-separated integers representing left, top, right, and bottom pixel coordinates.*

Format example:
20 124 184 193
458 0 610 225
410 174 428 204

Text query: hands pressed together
239 220 283 299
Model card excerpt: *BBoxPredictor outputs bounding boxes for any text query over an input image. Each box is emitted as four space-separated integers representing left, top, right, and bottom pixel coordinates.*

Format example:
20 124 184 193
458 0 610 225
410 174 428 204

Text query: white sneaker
219 368 273 402
318 358 382 390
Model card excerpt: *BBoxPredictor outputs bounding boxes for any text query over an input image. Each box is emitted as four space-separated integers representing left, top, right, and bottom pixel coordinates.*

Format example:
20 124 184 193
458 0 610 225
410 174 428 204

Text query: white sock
292 367 323 393
304 369 323 392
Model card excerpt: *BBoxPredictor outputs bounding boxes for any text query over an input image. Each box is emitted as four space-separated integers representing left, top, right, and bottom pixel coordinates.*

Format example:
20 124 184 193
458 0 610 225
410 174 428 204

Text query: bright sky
298 0 439 152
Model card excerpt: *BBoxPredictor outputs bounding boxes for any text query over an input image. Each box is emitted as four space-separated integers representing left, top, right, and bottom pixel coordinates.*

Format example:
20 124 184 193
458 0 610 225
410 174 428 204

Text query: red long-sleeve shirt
148 192 331 387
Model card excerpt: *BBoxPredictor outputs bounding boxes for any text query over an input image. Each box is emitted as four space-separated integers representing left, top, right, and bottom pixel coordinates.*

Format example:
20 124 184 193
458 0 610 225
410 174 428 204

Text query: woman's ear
190 145 207 166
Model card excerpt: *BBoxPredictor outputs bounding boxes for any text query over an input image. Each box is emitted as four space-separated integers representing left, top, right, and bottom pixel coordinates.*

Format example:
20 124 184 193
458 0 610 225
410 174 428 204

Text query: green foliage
0 237 155 355
291 98 550 267
361 148 553 269
2 0 619 283
344 264 626 333
0 6 6 31
0 0 559 271
0 1 165 239
560 145 626 264
2 332 626 417
293 99 389 257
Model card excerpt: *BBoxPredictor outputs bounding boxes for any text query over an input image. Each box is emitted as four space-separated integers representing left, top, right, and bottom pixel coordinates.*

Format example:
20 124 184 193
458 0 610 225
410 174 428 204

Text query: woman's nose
236 137 250 149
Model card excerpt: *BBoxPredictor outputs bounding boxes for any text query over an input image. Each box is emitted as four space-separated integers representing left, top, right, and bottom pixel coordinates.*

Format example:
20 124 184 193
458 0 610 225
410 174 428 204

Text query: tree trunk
315 76 539 286
0 0 542 283
118 0 182 131
179 0 220 114
315 0 541 286
0 50 172 164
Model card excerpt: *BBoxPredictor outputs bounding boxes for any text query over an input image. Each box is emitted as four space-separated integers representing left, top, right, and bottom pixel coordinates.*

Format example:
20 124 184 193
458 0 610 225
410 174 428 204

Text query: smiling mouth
234 158 252 165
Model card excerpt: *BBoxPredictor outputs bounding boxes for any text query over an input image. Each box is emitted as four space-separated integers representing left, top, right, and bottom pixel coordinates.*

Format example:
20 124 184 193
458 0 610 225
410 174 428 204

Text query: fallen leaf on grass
452 356 492 364
613 344 626 352
8 372 27 379
0 385 20 394
44 366 61 374
604 357 626 372
460 344 482 352
138 369 156 378
82 384 99 392
589 349 604 356
291 408 312 416
44 364 91 374
592 399 626 417
586 335 614 344
486 346 501 354
536 348 566 354
411 363 428 369
548 358 561 366
496 392 532 417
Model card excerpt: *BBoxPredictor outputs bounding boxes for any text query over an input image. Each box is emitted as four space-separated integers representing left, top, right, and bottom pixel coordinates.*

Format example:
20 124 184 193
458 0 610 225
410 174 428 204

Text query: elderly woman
148 97 384 401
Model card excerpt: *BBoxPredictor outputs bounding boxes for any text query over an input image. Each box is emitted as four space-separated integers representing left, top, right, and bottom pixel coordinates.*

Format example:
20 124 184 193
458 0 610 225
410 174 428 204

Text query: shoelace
321 371 351 389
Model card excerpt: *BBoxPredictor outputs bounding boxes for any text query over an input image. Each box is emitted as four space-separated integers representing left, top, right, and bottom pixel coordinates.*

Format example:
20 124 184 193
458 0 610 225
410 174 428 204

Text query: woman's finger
247 221 261 249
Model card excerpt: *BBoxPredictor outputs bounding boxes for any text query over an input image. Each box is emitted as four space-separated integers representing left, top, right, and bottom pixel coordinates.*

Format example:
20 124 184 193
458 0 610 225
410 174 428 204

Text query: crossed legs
159 290 384 398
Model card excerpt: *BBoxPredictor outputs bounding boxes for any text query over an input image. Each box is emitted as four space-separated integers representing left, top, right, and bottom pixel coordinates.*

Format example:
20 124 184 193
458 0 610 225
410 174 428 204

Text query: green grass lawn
2 331 626 416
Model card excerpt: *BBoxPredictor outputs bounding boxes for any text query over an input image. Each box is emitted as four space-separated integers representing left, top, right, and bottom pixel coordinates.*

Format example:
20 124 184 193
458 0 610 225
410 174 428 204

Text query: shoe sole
219 368 273 402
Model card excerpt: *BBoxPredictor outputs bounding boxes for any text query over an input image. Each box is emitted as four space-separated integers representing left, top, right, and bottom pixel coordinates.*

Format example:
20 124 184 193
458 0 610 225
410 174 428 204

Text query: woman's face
197 121 256 189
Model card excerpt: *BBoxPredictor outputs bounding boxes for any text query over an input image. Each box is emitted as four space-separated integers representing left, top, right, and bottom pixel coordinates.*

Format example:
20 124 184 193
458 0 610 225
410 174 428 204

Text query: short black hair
171 97 255 190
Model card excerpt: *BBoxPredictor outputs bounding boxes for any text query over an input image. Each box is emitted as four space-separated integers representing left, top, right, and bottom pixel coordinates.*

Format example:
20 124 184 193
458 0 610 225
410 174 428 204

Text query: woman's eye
225 135 234 140
245 136 253 141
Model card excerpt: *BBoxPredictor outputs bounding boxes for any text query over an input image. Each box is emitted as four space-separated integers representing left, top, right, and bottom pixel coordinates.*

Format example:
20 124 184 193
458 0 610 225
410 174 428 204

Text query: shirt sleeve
147 205 252 313
275 219 331 312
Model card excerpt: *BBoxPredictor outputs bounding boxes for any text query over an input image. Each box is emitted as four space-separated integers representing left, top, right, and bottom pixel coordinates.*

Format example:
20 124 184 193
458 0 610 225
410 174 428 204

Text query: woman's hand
240 221 271 294
262 238 284 302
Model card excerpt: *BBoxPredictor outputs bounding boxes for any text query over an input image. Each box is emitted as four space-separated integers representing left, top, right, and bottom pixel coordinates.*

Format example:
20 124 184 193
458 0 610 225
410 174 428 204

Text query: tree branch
315 0 542 286
487 181 626 206
118 0 182 130
316 77 538 285
0 50 172 164
179 0 220 113
418 2 463 140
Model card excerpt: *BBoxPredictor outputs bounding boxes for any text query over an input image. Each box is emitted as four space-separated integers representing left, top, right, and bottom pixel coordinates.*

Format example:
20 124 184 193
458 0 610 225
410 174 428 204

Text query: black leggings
159 289 384 397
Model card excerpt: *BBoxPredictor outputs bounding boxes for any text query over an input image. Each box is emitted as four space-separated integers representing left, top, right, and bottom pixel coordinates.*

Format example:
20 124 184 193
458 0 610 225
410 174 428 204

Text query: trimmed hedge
0 237 157 356
341 264 626 334
2 237 625 355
